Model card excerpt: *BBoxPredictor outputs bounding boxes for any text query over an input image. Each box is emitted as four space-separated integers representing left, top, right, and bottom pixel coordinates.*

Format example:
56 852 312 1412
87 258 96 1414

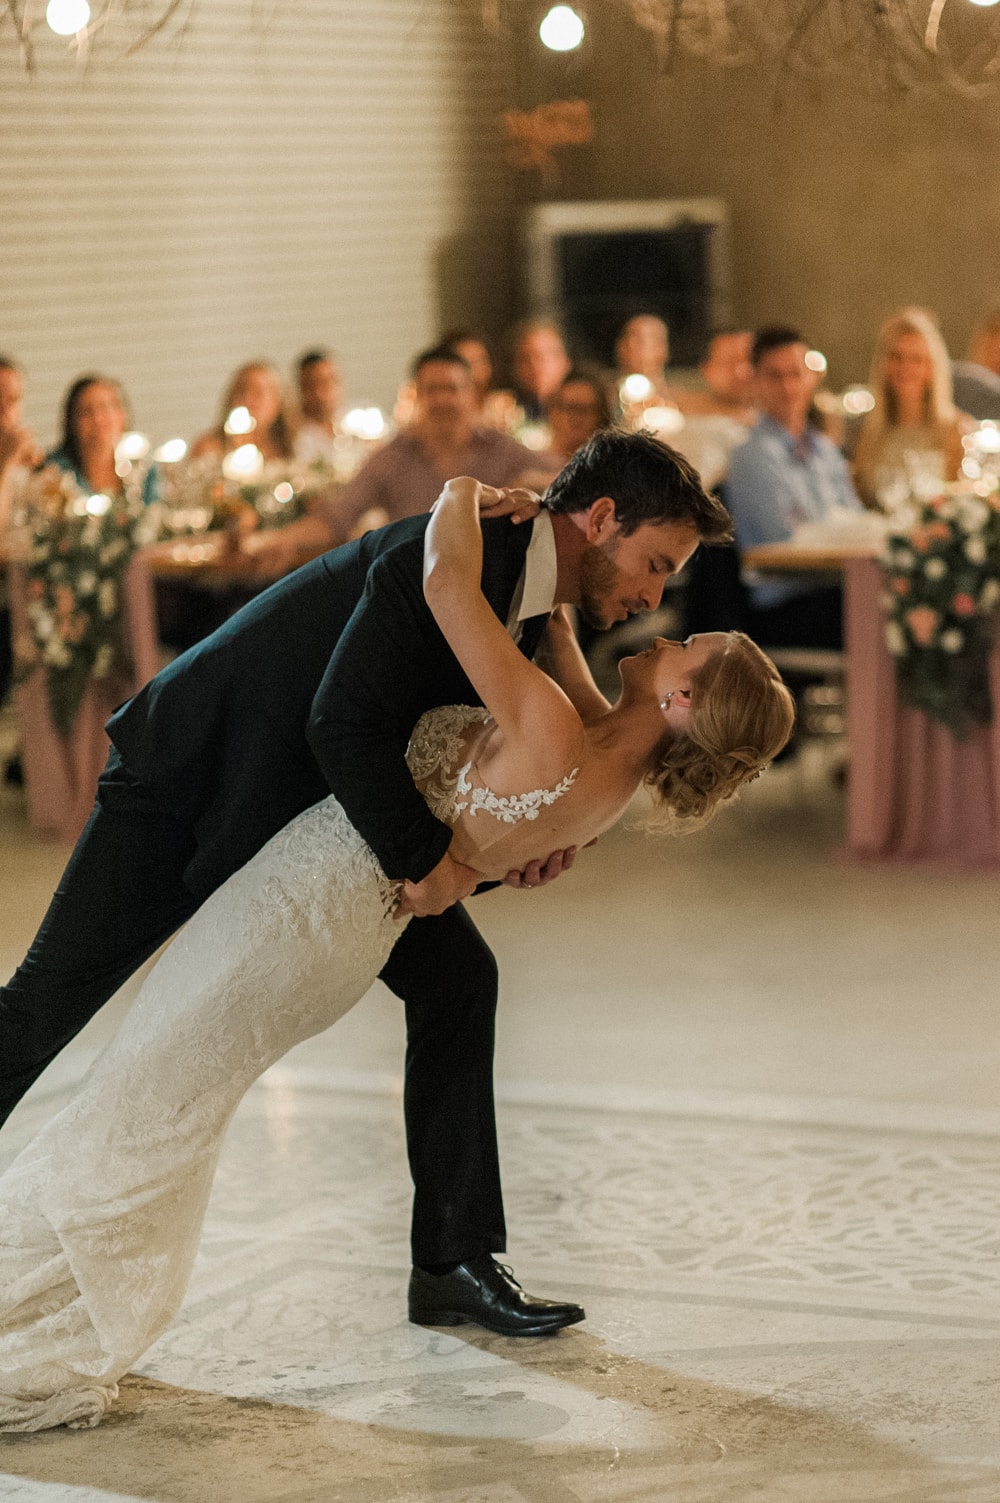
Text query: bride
0 477 793 1433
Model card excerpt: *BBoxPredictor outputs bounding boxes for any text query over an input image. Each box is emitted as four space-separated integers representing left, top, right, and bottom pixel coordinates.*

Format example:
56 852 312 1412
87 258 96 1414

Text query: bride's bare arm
538 606 611 722
423 476 581 762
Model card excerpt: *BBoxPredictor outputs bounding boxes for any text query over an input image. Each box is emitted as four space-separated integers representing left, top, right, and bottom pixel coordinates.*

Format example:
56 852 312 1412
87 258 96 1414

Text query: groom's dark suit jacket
107 513 550 903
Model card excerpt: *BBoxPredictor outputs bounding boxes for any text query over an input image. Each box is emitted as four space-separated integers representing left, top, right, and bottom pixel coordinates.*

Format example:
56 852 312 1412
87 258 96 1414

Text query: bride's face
619 633 731 713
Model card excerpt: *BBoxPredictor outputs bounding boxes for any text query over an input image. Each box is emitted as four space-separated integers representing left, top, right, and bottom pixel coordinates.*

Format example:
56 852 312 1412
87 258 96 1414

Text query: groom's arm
307 533 474 892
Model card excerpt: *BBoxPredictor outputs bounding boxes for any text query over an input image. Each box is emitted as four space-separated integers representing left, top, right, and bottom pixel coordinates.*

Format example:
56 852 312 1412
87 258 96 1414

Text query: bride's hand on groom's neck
395 850 480 918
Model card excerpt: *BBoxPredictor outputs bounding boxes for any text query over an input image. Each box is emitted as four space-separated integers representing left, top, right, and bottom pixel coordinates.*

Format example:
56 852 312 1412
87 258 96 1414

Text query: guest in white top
670 330 757 490
293 348 345 468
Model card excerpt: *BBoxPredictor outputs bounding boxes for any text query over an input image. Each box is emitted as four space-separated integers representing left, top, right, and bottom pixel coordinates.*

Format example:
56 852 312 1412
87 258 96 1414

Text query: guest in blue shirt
726 326 861 649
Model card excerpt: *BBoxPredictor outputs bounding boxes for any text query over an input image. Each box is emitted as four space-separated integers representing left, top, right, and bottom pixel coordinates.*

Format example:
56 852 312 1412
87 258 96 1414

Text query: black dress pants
0 751 505 1268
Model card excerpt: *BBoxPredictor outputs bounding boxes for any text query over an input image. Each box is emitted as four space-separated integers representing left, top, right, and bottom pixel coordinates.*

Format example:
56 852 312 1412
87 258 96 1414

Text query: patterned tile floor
1 746 999 1501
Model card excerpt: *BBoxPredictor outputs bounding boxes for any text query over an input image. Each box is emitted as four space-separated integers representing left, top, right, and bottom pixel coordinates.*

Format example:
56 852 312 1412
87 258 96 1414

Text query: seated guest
337 345 536 535
545 366 615 464
0 355 42 530
726 326 861 650
191 361 295 462
670 329 756 490
0 357 42 776
952 309 1000 422
509 318 571 422
440 328 520 433
46 374 156 505
293 349 344 467
853 307 968 507
675 329 756 424
615 313 675 398
439 328 494 411
519 367 616 489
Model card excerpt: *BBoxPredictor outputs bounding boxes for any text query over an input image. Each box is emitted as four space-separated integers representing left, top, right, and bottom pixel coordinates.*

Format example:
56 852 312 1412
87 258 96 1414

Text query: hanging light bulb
45 0 90 34
968 0 1000 9
539 5 585 51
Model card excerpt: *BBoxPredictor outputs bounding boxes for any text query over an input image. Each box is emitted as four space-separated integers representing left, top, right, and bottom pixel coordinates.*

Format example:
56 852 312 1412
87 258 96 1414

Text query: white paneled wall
0 0 514 447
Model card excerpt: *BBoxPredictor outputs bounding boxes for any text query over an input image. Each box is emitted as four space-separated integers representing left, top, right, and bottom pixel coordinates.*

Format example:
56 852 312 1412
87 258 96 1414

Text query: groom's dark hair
544 428 733 542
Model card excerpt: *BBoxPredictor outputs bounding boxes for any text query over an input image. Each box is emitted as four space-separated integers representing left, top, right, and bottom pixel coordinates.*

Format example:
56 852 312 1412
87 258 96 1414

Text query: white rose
964 535 988 565
885 621 907 657
76 570 98 596
32 611 54 641
97 581 117 618
893 547 915 569
924 557 948 580
980 579 1000 611
940 629 964 653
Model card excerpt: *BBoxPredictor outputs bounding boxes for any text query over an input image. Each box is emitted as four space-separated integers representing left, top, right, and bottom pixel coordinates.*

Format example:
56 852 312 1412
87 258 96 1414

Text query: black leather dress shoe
408 1254 585 1336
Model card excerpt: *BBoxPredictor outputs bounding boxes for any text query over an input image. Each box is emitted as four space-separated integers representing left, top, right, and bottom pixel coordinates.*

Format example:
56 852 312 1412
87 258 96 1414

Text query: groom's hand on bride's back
504 842 596 890
396 851 480 918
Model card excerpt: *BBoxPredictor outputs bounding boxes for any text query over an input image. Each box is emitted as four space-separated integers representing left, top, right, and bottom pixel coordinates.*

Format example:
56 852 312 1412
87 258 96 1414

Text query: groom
0 429 731 1336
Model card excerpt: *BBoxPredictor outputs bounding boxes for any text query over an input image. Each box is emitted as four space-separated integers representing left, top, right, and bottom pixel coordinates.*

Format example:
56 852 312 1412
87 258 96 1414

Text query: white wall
0 0 514 447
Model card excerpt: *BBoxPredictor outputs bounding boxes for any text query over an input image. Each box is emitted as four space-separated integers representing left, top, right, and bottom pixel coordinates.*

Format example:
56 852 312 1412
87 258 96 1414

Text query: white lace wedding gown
0 706 579 1433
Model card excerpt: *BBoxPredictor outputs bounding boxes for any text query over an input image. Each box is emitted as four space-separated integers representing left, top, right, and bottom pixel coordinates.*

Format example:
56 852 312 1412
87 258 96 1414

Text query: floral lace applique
407 704 578 826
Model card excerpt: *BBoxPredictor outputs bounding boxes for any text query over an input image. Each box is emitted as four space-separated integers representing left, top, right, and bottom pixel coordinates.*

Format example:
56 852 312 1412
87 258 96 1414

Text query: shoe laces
493 1260 522 1290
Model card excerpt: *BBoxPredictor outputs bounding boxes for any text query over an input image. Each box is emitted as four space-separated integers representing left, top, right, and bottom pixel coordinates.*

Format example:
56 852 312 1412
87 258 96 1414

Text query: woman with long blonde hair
853 307 969 508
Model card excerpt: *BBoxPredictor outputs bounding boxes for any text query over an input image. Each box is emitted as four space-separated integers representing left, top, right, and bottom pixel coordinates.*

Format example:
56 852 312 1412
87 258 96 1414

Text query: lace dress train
0 705 580 1432
0 797 404 1432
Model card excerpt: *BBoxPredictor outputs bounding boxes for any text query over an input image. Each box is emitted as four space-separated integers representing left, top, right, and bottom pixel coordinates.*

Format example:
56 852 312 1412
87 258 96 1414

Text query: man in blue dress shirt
726 326 861 649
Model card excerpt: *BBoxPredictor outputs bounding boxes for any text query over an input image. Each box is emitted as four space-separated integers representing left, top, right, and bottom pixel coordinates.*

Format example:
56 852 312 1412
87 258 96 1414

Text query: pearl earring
659 692 673 711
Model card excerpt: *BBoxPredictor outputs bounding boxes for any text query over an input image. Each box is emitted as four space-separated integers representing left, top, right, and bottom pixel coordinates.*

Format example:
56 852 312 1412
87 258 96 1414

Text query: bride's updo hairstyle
647 633 795 830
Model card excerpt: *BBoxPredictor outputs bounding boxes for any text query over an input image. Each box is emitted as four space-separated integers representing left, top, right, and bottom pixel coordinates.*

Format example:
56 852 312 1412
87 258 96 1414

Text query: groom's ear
583 495 619 544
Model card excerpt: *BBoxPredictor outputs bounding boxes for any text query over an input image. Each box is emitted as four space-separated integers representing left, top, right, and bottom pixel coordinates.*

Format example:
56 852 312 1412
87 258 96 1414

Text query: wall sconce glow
85 492 112 516
46 0 90 33
804 349 828 374
224 406 256 436
968 0 1000 9
273 482 295 503
222 443 264 481
342 406 386 441
154 438 188 463
620 374 653 404
539 5 585 51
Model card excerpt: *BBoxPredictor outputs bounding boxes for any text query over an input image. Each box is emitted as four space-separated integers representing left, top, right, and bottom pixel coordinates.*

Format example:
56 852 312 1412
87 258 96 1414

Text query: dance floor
1 739 999 1502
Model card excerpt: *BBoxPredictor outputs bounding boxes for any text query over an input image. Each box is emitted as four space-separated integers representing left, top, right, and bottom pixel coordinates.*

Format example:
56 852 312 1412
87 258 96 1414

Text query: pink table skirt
8 556 160 845
845 557 1000 871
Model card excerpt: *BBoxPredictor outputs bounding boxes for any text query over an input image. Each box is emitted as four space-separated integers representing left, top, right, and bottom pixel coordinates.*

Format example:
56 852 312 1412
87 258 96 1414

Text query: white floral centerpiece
17 465 162 738
156 451 331 537
880 481 1000 740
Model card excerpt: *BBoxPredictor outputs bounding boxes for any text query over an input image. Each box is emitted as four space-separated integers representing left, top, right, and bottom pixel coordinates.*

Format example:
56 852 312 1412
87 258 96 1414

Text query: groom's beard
577 536 622 630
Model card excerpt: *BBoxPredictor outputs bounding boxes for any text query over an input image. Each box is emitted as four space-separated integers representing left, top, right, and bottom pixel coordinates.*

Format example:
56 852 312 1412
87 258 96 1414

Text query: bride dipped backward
424 478 795 860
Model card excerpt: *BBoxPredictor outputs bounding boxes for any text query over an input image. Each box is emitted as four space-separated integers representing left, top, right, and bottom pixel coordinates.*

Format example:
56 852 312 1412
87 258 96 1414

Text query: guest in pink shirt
338 346 536 537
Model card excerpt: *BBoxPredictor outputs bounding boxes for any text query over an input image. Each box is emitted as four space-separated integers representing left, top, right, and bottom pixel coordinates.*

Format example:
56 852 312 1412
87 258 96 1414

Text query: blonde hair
216 361 295 460
645 633 795 831
854 307 956 498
